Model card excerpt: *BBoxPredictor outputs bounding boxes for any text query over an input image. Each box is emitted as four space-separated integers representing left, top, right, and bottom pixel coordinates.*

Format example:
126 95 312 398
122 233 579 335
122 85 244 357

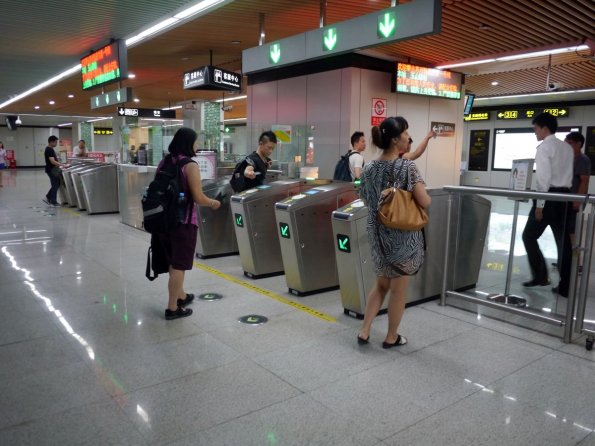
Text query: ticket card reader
275 183 358 295
231 179 332 278
195 178 238 258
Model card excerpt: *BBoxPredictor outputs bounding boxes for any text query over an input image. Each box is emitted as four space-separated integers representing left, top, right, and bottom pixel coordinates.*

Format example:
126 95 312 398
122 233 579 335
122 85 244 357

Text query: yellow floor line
59 207 81 217
193 261 337 323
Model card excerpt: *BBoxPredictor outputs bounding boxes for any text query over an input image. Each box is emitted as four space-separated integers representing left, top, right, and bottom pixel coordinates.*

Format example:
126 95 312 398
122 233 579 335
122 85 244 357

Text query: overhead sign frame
90 87 132 110
183 65 241 92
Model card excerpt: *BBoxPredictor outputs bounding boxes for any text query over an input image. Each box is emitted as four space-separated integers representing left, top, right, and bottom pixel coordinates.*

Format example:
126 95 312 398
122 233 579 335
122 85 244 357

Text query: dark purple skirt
158 224 198 271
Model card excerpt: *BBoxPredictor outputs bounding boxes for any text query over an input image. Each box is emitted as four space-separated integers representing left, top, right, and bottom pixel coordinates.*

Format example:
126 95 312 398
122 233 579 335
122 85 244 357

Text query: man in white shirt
348 131 366 180
74 140 87 157
521 112 573 297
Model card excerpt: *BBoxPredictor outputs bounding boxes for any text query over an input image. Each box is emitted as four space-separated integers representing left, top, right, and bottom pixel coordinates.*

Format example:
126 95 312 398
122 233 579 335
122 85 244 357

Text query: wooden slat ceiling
1 0 594 122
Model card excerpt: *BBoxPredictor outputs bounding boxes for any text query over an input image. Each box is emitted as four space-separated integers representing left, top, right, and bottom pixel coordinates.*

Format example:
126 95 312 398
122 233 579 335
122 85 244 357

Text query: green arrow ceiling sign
243 0 440 73
378 12 396 38
323 27 338 51
269 43 281 64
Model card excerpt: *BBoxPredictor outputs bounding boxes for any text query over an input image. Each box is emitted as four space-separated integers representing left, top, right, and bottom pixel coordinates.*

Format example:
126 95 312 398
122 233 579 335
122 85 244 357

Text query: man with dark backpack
333 131 366 182
230 131 277 192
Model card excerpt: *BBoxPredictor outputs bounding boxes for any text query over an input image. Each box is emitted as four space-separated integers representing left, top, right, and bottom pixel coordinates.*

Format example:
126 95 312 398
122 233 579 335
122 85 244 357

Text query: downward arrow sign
378 12 396 38
323 28 337 51
269 43 281 63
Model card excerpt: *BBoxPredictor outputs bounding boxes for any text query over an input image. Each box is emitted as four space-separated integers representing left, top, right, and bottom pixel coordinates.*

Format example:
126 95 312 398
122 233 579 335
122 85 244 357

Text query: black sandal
357 334 370 345
165 306 193 320
177 293 195 307
382 334 407 349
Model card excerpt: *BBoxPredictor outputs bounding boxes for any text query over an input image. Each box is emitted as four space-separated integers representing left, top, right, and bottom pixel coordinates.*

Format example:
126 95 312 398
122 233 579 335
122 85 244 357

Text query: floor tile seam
546 347 595 368
418 303 484 327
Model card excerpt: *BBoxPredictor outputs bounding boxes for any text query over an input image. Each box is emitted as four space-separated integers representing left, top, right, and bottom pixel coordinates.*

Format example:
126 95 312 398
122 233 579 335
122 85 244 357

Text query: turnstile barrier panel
80 165 119 214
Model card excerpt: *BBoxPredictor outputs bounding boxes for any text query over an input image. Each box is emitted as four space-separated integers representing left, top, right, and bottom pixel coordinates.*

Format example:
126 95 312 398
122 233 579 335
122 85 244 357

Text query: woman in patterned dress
357 117 431 348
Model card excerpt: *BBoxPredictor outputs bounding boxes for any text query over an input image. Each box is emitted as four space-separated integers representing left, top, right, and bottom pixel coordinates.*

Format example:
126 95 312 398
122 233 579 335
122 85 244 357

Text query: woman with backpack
157 127 221 320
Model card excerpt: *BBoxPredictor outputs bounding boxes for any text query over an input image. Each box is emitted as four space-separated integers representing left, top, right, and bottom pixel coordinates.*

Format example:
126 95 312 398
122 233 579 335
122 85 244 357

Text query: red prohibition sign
373 99 386 116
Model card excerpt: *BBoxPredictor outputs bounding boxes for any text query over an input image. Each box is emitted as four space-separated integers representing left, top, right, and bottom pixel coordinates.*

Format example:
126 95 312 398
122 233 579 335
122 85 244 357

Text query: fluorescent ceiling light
475 88 595 101
436 44 589 69
162 105 182 110
214 95 247 103
140 118 184 122
58 123 72 127
223 117 247 122
174 0 225 19
436 59 495 69
86 117 111 122
126 17 179 46
0 64 80 109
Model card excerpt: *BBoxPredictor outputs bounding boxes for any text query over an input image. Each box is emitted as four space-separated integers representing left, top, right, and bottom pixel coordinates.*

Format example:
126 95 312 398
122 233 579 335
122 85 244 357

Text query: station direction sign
464 112 490 121
183 65 241 92
496 107 570 120
116 107 176 119
243 0 441 73
90 87 132 110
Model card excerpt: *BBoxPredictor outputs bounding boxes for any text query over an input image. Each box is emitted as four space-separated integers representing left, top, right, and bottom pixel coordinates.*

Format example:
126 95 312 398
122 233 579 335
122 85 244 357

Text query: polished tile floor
1 169 595 446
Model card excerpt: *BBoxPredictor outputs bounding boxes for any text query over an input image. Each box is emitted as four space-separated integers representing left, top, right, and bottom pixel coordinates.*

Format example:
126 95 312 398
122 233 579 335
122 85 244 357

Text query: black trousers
46 171 60 204
521 189 572 294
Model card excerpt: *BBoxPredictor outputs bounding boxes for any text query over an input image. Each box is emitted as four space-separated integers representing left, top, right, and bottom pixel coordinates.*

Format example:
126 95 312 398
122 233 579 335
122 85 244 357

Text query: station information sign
93 128 113 135
496 107 570 120
394 63 462 100
183 65 241 92
116 107 176 119
464 112 491 121
90 87 132 110
81 40 128 90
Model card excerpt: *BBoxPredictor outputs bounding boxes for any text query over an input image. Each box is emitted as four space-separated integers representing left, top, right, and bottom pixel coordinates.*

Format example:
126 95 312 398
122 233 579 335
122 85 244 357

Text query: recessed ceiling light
478 23 492 31
128 73 136 79
231 40 241 44
181 57 189 61
68 94 74 98
49 100 55 105
491 81 499 86
34 105 40 109
133 98 140 103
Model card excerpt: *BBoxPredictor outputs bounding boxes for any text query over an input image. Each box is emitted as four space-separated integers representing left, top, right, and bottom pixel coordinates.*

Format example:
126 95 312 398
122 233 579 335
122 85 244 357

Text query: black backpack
142 156 195 234
333 151 357 182
229 155 256 193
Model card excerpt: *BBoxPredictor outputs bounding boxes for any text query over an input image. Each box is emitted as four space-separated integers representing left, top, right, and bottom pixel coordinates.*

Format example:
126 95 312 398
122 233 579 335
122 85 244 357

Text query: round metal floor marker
198 293 223 301
239 314 268 325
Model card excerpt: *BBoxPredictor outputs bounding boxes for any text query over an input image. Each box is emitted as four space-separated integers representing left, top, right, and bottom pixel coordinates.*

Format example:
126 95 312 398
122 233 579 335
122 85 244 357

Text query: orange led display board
394 63 462 100
80 40 128 90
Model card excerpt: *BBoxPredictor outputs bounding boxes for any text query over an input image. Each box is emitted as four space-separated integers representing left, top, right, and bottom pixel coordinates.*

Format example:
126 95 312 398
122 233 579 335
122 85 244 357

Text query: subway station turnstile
332 191 491 318
62 164 97 206
231 180 328 279
275 182 358 295
80 164 119 214
195 178 238 259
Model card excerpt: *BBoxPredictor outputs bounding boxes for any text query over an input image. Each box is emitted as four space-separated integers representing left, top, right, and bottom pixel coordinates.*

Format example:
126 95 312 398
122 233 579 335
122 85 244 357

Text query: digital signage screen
463 93 475 116
393 63 462 100
81 40 128 90
492 126 581 171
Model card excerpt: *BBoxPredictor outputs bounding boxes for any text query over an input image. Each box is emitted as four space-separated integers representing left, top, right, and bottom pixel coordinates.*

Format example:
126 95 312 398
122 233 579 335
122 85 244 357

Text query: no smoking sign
371 98 387 125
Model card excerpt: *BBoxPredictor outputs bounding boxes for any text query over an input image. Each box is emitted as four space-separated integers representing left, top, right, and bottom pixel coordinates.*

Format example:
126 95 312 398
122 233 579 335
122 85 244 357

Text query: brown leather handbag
378 159 428 231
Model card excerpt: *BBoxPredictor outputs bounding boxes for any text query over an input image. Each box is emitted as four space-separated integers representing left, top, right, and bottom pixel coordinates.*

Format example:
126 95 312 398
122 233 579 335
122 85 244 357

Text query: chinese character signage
116 107 176 119
81 40 128 90
183 65 241 92
192 151 216 180
394 63 462 100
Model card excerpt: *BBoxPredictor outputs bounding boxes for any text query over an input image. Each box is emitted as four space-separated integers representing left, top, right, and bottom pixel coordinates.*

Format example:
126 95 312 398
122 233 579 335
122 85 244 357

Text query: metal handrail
442 185 593 204
440 185 595 343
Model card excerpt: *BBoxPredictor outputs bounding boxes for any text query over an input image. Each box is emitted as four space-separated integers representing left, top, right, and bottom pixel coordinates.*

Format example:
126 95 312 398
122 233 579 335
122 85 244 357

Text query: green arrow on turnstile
337 234 351 253
235 213 243 227
279 223 290 238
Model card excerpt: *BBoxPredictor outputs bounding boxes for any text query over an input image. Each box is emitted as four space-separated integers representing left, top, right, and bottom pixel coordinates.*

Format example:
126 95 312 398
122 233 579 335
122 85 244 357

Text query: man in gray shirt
566 131 590 243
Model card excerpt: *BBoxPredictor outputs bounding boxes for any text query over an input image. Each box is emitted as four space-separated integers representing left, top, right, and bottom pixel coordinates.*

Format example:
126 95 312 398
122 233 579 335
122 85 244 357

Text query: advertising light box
394 63 462 100
81 40 128 90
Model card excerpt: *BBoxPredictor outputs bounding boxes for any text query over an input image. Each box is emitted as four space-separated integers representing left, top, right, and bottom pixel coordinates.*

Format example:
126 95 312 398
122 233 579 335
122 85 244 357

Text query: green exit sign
323 27 338 51
234 213 244 227
377 11 396 38
279 222 290 239
336 234 351 253
269 43 281 64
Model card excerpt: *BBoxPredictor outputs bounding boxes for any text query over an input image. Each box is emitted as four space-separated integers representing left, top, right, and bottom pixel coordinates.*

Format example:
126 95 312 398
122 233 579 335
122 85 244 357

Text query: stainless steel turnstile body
332 191 491 317
275 183 358 295
231 180 324 278
62 164 96 206
80 164 119 214
195 178 238 258
72 166 104 210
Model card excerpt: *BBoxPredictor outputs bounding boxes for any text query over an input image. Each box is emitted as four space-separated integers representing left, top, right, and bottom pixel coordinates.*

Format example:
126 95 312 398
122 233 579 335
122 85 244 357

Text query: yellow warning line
59 207 81 217
193 261 337 323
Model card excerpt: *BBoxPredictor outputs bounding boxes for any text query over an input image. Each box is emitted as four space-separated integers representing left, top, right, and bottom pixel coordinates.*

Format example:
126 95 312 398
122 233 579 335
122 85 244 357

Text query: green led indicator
112 303 117 313
323 27 338 51
123 312 128 324
378 11 396 38
337 234 351 253
279 223 290 239
104 94 110 104
235 213 244 227
269 43 281 64
116 90 121 101
95 97 100 107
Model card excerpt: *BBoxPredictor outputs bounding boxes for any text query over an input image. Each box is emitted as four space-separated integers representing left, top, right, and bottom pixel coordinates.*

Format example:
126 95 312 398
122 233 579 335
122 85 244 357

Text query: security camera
547 82 563 91
221 105 233 112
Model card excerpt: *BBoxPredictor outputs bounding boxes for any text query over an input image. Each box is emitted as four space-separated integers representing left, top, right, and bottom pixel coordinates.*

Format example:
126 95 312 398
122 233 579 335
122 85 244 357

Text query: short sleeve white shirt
348 151 364 180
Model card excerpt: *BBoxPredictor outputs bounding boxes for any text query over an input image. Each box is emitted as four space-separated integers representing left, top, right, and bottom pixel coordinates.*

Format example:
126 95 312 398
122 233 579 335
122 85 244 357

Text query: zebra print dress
360 158 426 278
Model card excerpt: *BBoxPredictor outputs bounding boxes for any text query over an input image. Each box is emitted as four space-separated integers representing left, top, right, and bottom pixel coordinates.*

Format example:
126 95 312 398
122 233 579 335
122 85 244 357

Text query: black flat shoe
522 279 550 287
357 335 369 345
165 306 193 320
382 335 407 349
177 293 196 307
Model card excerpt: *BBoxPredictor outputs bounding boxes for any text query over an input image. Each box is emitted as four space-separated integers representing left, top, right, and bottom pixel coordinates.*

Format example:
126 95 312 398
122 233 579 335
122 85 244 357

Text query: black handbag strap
389 158 409 190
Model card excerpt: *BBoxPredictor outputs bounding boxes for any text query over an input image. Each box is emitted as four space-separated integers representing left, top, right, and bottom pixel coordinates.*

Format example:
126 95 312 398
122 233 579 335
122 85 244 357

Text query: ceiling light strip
214 95 247 103
474 88 595 101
